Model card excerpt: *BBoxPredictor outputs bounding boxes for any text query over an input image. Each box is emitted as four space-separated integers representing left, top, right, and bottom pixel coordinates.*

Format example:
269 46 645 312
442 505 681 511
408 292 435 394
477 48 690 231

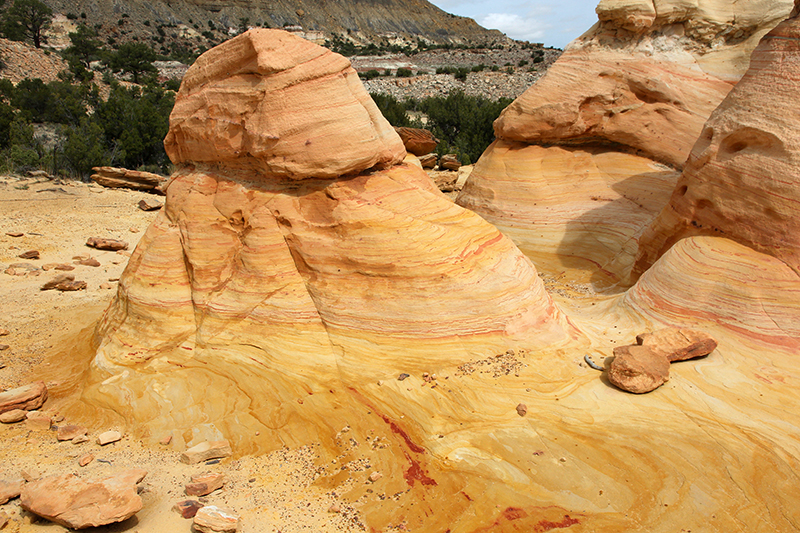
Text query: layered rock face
87 29 565 450
634 6 800 277
457 0 792 285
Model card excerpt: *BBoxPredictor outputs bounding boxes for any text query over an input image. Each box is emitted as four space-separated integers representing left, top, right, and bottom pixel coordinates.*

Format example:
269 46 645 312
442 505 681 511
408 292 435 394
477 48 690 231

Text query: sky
428 0 601 49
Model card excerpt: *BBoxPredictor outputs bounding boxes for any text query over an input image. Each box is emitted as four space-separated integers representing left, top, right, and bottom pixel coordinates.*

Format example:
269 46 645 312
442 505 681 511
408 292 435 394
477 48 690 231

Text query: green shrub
395 67 413 78
359 69 381 80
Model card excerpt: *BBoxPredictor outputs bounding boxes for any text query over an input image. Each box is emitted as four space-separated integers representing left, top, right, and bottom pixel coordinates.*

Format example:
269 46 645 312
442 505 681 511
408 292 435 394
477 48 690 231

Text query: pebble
368 471 383 483
160 434 173 445
96 430 122 445
0 344 8 351
328 503 341 513
397 373 410 381
0 409 26 424
5 231 23 237
0 328 9 336
516 403 528 417
78 454 94 467
72 434 89 444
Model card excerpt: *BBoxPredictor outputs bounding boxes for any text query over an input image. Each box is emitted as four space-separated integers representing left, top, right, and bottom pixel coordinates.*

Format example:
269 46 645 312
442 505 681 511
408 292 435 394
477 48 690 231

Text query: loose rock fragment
368 471 383 483
26 411 51 431
57 425 87 441
96 430 122 445
0 381 48 414
636 328 717 362
18 250 39 260
418 153 437 168
0 328 8 336
137 198 163 211
174 500 204 519
5 232 23 237
159 434 173 445
397 373 410 381
0 409 26 423
181 441 232 464
86 237 129 251
193 505 239 533
40 274 75 291
516 403 528 417
20 469 147 529
328 503 341 513
0 479 22 504
185 473 225 496
78 454 94 467
0 344 7 351
440 153 461 171
608 344 670 394
76 258 101 267
72 434 89 444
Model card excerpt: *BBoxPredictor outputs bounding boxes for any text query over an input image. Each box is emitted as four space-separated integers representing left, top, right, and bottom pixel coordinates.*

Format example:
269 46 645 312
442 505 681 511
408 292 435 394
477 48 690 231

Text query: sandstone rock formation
633 4 800 277
86 29 566 451
457 0 793 285
624 236 800 352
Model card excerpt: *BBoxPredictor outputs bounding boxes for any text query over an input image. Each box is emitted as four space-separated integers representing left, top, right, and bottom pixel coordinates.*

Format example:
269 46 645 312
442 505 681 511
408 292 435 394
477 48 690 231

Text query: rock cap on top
164 29 406 180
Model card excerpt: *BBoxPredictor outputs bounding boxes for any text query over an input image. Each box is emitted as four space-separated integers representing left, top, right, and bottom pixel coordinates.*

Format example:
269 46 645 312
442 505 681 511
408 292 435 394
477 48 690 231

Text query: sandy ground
0 175 372 532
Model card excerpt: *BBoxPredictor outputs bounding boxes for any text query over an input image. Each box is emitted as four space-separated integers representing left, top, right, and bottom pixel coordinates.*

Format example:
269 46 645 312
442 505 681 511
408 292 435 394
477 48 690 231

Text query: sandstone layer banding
456 0 793 286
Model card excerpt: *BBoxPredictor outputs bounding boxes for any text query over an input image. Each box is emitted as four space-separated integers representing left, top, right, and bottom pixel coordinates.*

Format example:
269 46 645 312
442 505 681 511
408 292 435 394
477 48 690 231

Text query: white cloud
479 12 549 42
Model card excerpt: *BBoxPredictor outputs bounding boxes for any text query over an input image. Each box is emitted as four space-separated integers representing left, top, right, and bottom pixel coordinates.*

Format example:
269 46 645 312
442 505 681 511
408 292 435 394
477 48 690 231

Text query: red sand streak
534 515 581 532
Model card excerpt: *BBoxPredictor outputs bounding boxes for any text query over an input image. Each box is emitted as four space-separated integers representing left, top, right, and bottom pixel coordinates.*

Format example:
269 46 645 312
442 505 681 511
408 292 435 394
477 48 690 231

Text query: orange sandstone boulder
634 6 800 277
394 127 439 156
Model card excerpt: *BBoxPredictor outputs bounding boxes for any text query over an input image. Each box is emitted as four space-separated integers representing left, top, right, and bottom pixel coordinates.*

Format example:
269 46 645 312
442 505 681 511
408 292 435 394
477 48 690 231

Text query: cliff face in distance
42 0 506 47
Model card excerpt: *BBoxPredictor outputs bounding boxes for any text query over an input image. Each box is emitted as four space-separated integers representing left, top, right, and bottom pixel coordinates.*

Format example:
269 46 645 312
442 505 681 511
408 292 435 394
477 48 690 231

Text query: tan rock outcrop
164 29 405 179
634 7 800 277
457 0 793 284
86 29 566 449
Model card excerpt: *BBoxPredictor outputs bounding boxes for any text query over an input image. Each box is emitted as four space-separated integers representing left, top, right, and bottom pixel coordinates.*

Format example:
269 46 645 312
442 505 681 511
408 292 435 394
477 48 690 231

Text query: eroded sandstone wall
456 0 793 287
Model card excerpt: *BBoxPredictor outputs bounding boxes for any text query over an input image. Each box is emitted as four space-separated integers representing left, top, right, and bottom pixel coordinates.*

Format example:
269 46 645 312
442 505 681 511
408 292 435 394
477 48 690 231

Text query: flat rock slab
57 424 88 441
0 381 47 414
26 411 52 430
0 409 26 423
86 237 128 251
608 344 670 394
180 440 232 464
96 430 122 445
185 473 225 496
20 469 147 529
637 328 717 362
18 250 39 259
193 505 239 533
0 478 22 504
